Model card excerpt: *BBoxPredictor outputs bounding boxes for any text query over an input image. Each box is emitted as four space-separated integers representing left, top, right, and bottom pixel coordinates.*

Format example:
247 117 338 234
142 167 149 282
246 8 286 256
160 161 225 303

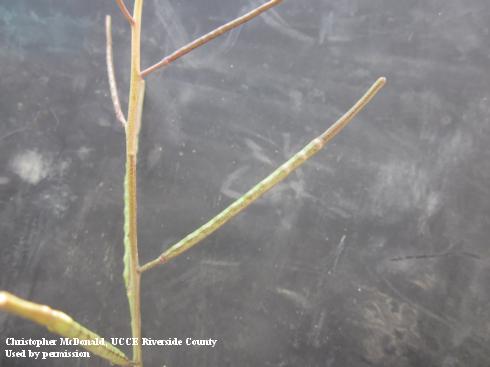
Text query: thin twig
140 0 283 77
0 291 131 366
115 0 135 25
106 15 127 127
139 77 386 273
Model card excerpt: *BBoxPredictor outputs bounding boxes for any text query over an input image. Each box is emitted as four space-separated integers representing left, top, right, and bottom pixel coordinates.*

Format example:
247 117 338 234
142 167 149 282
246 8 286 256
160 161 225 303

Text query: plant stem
106 15 127 127
139 77 386 273
115 0 135 25
0 292 131 366
124 0 144 366
140 0 283 77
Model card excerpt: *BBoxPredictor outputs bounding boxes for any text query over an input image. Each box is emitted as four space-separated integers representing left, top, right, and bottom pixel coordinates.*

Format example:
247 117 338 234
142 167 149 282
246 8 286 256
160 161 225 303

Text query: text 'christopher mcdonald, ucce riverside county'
6 337 218 348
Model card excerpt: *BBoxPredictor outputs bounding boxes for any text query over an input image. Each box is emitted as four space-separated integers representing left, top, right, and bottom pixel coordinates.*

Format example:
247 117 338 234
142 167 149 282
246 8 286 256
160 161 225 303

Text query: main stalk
124 0 144 365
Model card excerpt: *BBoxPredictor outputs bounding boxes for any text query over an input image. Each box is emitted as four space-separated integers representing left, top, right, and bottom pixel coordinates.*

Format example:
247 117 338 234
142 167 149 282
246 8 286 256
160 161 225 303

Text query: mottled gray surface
1 1 490 366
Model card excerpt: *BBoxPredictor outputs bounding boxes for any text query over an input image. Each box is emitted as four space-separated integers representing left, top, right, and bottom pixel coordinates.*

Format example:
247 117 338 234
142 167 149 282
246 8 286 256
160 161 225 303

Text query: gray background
1 0 490 366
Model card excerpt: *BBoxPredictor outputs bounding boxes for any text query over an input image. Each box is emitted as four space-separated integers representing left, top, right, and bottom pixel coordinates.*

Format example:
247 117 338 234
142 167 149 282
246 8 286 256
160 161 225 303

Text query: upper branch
140 0 283 78
115 0 135 25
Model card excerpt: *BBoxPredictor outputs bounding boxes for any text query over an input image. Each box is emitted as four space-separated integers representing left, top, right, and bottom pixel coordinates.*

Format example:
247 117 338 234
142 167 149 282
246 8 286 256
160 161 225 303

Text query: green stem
139 77 386 273
0 292 131 366
123 0 144 366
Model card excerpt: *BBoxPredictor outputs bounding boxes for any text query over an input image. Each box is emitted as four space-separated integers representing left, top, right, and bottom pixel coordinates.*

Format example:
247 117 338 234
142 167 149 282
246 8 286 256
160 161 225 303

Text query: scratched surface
1 0 490 366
